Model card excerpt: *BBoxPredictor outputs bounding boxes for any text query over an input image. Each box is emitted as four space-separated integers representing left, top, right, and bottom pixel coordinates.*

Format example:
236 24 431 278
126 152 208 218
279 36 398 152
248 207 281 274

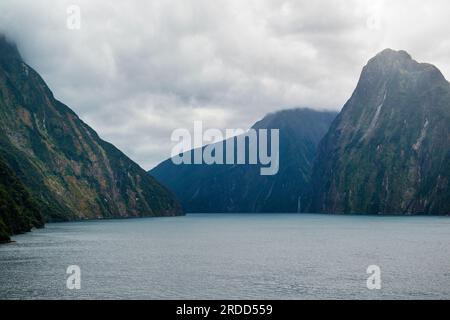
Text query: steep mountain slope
310 49 450 215
0 156 44 242
150 108 337 213
0 35 182 229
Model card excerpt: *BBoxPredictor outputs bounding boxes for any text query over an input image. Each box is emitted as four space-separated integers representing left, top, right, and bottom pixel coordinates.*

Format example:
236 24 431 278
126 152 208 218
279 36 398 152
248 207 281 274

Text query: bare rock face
310 49 450 214
0 35 182 236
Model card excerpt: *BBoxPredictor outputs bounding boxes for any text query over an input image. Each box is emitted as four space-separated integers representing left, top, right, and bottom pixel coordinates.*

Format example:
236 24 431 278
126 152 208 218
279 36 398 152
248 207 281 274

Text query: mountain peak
252 108 337 132
365 48 416 72
357 48 447 92
375 48 412 61
0 34 22 63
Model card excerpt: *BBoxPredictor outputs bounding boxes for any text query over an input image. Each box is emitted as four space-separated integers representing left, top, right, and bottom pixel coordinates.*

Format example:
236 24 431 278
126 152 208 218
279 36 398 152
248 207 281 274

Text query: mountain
0 35 183 239
310 49 450 215
150 108 337 213
0 156 44 242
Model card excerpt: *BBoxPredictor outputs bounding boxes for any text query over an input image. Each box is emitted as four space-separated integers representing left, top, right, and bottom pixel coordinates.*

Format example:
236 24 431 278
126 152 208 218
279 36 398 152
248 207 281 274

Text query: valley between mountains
2 34 450 243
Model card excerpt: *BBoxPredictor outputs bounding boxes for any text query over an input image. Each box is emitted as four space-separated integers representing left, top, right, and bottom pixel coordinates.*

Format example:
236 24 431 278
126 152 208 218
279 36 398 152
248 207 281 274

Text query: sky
1 0 450 169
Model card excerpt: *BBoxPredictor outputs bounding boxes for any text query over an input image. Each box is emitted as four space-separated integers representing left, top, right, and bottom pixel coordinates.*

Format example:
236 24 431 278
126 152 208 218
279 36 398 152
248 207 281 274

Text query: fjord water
1 214 450 299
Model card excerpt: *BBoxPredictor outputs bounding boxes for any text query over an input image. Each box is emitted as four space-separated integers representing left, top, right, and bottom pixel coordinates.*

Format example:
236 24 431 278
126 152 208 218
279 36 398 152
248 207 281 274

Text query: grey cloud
1 0 450 169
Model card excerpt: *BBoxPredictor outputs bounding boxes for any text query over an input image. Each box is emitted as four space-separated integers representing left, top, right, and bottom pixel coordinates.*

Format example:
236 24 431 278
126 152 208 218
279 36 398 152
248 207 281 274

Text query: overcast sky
1 0 450 169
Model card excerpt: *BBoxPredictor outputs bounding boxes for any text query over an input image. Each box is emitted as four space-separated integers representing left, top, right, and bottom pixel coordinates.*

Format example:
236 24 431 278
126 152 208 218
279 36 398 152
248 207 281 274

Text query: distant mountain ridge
0 35 183 240
150 108 337 213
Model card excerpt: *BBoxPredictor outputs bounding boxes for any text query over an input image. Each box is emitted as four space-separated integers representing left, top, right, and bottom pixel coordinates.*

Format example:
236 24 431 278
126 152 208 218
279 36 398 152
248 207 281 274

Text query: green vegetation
0 35 182 240
0 157 44 242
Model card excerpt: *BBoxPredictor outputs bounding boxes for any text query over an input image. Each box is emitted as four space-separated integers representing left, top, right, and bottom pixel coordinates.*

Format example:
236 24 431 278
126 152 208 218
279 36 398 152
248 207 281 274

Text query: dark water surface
1 214 450 299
